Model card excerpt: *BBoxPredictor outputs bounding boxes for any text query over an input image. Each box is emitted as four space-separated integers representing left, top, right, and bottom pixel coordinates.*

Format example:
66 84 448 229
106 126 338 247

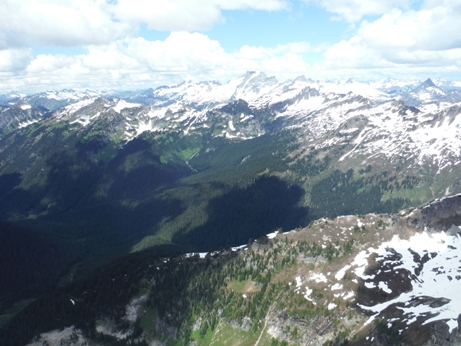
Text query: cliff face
422 194 461 233
424 318 461 346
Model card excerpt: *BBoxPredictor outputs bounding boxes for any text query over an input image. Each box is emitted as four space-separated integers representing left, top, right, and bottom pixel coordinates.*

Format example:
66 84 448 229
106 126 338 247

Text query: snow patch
113 100 141 113
335 265 351 280
331 283 343 291
309 273 328 283
266 231 279 239
355 232 461 332
327 302 337 310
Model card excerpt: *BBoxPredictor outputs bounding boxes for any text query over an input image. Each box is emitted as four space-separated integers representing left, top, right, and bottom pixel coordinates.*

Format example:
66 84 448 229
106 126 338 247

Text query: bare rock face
423 314 461 346
422 194 461 232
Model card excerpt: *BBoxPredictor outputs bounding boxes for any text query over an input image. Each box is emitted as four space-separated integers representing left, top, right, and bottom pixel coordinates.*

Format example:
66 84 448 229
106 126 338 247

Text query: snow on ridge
352 231 461 332
335 264 352 280
369 78 419 91
303 97 461 167
295 276 302 291
316 79 389 101
57 97 97 117
113 100 141 113
309 273 327 283
150 73 389 114
327 302 337 310
12 72 461 165
423 192 461 209
18 119 39 129
228 119 236 131
231 245 247 251
266 231 279 239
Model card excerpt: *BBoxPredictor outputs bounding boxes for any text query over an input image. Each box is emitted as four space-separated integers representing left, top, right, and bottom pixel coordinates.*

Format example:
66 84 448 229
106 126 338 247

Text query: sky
1 0 461 93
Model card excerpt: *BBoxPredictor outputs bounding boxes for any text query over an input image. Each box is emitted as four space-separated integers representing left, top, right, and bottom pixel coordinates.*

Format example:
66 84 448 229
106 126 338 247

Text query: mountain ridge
1 72 461 344
2 195 460 346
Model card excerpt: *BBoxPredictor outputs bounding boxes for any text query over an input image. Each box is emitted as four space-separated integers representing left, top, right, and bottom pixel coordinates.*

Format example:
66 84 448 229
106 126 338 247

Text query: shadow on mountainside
0 138 190 294
173 176 310 251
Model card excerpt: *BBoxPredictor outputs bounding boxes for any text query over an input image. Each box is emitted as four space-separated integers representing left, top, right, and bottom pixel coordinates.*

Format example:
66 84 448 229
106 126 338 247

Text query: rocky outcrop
422 194 461 232
423 314 461 346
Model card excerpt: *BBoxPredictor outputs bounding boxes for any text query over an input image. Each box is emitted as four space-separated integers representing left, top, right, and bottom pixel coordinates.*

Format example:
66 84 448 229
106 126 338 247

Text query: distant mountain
0 102 51 137
0 91 26 105
372 77 461 107
0 89 105 111
23 89 104 111
3 73 460 113
433 78 461 91
1 72 461 340
369 77 420 94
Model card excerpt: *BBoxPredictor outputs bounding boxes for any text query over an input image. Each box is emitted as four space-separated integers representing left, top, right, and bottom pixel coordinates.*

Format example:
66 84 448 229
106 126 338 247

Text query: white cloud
235 44 312 76
359 5 461 51
0 32 312 93
303 0 413 22
0 48 33 72
0 0 131 48
314 0 461 79
0 0 288 48
323 37 388 68
319 34 461 80
1 0 461 92
1 25 461 94
110 0 288 31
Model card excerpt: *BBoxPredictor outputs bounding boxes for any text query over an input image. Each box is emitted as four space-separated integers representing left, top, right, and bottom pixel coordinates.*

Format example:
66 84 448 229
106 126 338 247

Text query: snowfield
350 231 461 332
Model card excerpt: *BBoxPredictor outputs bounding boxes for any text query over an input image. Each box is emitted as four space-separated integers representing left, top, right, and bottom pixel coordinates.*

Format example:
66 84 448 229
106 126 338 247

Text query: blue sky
0 0 460 93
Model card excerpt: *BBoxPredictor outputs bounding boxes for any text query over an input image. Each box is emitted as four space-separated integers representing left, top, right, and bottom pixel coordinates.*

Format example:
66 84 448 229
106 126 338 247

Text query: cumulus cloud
323 37 387 69
1 0 461 92
0 32 313 93
0 0 288 48
110 0 288 31
315 0 461 79
302 0 413 22
358 4 461 51
0 0 131 48
320 34 461 79
0 48 34 72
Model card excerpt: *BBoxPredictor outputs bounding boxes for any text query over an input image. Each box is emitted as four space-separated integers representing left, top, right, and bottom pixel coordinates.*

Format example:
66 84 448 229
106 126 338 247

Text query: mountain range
1 72 461 345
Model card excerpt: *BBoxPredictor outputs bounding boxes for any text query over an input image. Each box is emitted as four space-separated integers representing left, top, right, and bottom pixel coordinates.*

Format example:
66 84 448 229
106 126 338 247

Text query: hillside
1 194 460 345
1 72 461 337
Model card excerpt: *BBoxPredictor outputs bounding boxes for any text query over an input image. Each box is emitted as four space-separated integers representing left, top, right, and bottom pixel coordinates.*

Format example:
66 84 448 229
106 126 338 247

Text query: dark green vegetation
0 108 417 333
0 222 64 314
309 169 407 220
0 235 351 345
1 221 438 346
174 176 309 250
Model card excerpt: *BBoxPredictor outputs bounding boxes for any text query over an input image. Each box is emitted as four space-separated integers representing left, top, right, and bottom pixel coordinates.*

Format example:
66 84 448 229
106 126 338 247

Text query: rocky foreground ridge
13 194 461 346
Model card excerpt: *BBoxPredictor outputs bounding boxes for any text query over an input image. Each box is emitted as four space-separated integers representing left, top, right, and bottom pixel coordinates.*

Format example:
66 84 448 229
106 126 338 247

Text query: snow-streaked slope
353 231 461 333
112 100 141 113
5 72 461 175
54 98 100 119
20 89 103 104
369 78 420 94
151 72 389 110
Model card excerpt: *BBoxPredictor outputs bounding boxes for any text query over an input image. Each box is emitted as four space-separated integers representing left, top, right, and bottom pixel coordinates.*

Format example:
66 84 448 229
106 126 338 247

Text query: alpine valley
1 72 461 345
